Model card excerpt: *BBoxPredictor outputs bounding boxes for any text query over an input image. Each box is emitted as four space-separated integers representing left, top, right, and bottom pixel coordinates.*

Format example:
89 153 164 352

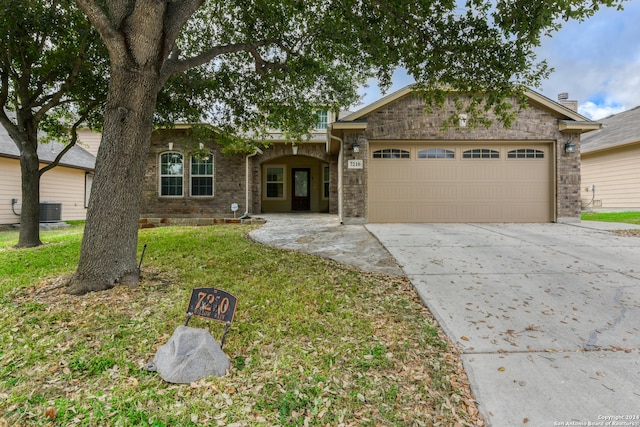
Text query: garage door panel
505 164 545 180
411 205 459 222
414 164 459 181
503 184 549 200
458 184 511 201
368 143 552 223
369 203 415 222
458 162 506 181
374 166 413 181
416 185 460 200
373 184 413 201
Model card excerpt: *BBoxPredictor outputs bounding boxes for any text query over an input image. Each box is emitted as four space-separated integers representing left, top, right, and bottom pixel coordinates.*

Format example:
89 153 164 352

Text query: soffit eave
559 121 602 133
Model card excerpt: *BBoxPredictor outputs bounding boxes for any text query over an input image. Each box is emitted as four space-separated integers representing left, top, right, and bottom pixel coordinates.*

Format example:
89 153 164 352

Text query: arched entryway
261 154 330 213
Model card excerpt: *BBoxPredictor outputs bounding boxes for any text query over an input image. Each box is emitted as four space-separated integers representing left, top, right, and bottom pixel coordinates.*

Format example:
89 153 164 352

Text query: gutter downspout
330 134 344 224
240 147 263 219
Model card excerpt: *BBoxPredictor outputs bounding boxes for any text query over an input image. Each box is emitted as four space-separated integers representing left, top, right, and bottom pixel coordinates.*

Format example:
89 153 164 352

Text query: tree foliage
150 0 625 132
68 0 625 293
0 0 108 247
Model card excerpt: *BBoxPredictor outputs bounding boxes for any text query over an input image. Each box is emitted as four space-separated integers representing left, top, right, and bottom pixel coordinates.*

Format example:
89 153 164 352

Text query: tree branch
0 100 26 153
0 67 8 110
162 40 280 79
34 34 91 122
74 0 123 59
39 101 99 176
247 46 288 76
162 0 204 60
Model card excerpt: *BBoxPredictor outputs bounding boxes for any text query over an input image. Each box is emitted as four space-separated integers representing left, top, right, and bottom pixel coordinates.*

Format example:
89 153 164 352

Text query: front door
292 168 311 211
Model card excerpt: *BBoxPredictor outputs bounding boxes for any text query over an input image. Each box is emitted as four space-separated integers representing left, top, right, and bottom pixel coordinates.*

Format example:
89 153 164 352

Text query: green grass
0 224 478 426
581 211 640 225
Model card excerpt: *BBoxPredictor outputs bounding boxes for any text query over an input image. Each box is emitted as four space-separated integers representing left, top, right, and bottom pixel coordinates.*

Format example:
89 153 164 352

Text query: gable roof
327 85 601 153
0 121 96 171
338 85 597 129
580 106 640 154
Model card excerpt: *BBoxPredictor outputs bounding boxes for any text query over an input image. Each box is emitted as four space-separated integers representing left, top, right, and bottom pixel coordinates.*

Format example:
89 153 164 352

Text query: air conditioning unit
40 202 62 223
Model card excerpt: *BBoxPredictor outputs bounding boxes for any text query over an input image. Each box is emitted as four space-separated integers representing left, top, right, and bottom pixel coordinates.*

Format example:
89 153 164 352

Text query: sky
357 1 640 121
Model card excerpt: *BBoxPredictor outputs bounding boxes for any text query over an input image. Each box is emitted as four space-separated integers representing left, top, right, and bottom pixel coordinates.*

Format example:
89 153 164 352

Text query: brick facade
341 133 368 222
141 129 247 218
340 94 583 223
141 93 583 224
142 131 339 218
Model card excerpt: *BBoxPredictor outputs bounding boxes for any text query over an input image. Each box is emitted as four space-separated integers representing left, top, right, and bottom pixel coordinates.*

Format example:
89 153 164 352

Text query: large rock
148 326 230 383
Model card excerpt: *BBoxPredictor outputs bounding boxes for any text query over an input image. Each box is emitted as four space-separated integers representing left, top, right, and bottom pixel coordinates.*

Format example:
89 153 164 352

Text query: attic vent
558 93 569 101
40 202 61 222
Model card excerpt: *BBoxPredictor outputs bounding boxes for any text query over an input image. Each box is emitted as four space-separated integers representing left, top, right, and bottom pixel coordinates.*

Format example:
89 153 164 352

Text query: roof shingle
581 106 640 153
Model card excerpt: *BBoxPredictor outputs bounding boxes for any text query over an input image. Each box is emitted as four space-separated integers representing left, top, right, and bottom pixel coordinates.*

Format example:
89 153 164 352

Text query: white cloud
536 2 640 118
579 101 626 120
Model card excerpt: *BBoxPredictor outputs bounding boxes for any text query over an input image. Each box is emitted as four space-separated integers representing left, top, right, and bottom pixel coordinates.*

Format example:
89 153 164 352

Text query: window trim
507 148 545 159
159 151 184 197
372 148 411 159
418 148 455 159
462 148 500 159
189 153 214 197
315 110 328 130
264 165 286 200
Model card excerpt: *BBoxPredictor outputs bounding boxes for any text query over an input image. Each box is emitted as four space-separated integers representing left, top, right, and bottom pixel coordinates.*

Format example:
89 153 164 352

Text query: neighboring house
580 106 640 211
141 86 598 224
0 125 96 226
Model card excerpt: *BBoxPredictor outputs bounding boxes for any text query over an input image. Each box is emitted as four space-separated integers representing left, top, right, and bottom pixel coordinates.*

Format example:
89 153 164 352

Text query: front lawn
581 211 640 225
0 224 481 426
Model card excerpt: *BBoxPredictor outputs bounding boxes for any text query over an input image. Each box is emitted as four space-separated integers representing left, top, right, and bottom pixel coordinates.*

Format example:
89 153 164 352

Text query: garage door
368 143 553 222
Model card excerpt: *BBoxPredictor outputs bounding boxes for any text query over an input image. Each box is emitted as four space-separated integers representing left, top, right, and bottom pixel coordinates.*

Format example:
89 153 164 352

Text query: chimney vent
558 92 569 101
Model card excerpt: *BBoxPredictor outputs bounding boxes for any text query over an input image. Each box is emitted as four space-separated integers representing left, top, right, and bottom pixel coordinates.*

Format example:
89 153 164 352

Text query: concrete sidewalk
248 214 403 277
250 216 640 426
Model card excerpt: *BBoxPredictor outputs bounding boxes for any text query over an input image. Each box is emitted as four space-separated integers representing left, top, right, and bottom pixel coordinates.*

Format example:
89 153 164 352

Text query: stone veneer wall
556 133 582 221
341 132 368 223
340 94 582 223
141 129 247 218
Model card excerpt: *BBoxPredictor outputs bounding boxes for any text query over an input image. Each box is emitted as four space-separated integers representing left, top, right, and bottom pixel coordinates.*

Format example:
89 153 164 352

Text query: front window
160 152 184 196
191 154 214 197
266 166 285 199
316 110 328 130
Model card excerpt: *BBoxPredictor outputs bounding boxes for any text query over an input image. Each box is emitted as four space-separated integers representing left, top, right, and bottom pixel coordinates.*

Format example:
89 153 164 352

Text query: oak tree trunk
67 67 161 295
16 136 42 248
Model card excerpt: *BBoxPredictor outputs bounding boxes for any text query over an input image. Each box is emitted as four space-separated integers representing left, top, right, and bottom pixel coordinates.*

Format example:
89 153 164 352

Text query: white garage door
368 143 553 223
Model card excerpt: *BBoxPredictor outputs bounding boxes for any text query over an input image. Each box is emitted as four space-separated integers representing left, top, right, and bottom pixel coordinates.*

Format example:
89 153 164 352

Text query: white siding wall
581 145 640 209
0 157 22 225
0 156 89 225
40 166 89 220
77 129 101 157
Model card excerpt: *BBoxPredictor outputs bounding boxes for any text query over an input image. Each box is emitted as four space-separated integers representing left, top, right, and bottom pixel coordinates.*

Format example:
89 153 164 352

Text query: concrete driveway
367 222 640 427
250 216 640 426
